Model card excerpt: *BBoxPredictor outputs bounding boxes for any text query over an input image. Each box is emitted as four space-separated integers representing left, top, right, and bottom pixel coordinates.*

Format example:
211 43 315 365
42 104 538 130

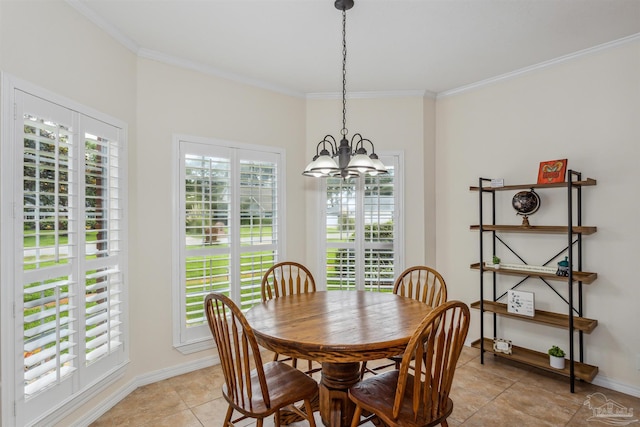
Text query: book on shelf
537 159 567 184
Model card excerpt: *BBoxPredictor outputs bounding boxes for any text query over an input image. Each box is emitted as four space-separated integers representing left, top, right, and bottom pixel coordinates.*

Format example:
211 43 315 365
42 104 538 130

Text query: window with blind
324 154 401 292
174 136 283 351
1 79 127 427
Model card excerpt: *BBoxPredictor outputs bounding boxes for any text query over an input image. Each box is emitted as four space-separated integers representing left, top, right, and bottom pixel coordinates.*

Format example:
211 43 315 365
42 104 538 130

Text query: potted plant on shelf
548 345 566 369
492 255 501 270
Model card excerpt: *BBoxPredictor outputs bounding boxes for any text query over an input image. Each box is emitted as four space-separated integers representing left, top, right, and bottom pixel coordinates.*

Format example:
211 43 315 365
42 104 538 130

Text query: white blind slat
24 341 73 368
24 328 75 353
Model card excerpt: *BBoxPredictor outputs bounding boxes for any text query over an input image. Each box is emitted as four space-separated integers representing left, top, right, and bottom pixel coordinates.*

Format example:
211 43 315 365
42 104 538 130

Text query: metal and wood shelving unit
470 170 598 392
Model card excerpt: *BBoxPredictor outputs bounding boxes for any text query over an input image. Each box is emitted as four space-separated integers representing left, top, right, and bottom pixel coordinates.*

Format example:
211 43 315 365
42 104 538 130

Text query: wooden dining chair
204 293 318 427
261 261 316 301
349 300 470 427
261 261 320 375
361 265 448 378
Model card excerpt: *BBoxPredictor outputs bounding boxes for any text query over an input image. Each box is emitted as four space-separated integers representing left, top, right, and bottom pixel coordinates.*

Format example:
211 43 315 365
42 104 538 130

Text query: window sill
174 338 215 355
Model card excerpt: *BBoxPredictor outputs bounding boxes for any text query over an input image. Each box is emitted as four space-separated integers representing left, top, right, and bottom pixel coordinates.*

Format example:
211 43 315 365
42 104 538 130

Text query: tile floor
90 347 640 426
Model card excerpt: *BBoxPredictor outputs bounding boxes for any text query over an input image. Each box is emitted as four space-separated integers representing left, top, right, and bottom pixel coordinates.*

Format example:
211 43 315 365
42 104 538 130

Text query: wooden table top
245 290 433 363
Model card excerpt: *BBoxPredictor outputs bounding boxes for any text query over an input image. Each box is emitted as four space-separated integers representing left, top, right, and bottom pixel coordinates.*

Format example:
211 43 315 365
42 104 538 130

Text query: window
173 136 284 352
322 154 402 291
1 76 128 426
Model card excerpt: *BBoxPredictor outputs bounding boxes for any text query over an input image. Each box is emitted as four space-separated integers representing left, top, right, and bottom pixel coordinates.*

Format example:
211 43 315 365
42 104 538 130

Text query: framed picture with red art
537 159 567 184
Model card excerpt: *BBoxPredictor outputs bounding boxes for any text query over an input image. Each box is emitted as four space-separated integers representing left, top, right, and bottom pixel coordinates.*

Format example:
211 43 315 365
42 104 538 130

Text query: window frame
317 152 404 291
0 73 129 427
171 134 286 354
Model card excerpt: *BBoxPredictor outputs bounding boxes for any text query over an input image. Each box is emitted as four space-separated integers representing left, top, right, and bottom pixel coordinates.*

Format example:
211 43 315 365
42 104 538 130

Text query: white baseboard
592 374 640 398
70 355 219 427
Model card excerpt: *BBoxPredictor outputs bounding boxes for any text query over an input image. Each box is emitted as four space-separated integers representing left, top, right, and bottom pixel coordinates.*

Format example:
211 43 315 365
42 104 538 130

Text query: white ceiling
70 0 640 96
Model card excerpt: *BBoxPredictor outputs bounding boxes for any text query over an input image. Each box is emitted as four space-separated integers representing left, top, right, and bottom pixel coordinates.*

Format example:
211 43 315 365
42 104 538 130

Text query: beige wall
0 0 137 123
423 96 437 266
436 40 640 393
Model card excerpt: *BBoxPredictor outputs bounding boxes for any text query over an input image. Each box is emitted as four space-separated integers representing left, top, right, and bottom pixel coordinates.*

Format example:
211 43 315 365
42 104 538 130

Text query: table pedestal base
319 362 361 427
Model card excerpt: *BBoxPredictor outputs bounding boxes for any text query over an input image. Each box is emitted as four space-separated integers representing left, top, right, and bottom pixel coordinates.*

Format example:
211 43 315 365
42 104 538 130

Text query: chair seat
223 361 318 417
349 370 453 427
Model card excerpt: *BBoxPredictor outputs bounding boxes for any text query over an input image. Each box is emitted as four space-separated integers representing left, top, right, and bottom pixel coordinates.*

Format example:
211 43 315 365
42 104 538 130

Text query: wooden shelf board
470 263 597 284
470 224 597 235
470 300 597 333
469 178 597 192
471 338 598 382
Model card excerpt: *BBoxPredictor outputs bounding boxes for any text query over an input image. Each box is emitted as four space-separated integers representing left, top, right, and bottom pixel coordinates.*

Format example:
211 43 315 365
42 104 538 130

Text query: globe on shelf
512 189 540 227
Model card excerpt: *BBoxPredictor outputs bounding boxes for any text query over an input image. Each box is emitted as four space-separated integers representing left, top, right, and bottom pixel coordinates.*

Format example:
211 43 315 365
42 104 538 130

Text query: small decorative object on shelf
556 256 570 277
548 345 566 369
501 263 556 274
492 255 501 269
493 338 512 355
490 178 504 188
507 290 535 317
537 159 568 184
512 189 540 227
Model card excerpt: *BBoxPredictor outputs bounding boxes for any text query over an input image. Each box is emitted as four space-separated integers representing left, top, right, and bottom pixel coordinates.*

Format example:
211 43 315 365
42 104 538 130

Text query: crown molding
438 33 640 99
137 49 305 98
65 0 139 54
66 0 305 98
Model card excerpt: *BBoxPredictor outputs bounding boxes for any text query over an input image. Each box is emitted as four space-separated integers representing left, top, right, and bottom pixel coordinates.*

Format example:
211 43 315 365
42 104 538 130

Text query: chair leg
224 406 233 426
441 421 449 427
304 398 317 427
350 405 363 427
359 361 368 380
274 410 281 427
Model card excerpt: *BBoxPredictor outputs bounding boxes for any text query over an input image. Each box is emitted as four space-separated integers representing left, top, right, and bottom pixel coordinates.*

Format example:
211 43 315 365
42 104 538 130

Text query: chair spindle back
261 262 316 302
204 293 270 409
393 266 447 307
393 300 470 422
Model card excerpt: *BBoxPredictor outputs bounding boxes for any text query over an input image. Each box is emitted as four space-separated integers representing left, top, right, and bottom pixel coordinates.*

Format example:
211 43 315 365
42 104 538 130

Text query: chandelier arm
349 133 363 151
319 135 339 156
360 137 376 154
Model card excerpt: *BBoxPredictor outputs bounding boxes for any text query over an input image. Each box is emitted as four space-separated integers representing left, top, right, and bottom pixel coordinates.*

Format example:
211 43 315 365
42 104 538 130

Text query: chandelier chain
341 8 347 136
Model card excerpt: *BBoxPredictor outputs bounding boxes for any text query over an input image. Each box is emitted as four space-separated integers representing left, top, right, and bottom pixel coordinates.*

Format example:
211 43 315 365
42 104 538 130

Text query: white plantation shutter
1 81 128 427
182 149 232 340
175 137 283 349
82 121 124 369
21 102 79 404
238 158 279 309
324 154 401 291
325 178 357 290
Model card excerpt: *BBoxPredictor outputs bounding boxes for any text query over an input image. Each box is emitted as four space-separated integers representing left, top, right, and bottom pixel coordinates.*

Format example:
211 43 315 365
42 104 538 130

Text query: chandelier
303 0 387 179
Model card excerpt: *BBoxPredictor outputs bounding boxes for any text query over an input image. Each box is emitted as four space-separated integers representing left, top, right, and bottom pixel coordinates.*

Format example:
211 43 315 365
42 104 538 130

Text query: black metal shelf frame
476 170 587 393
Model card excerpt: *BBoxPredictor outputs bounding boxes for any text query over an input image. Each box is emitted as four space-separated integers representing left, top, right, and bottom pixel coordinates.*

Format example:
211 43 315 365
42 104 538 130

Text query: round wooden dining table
245 290 433 427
